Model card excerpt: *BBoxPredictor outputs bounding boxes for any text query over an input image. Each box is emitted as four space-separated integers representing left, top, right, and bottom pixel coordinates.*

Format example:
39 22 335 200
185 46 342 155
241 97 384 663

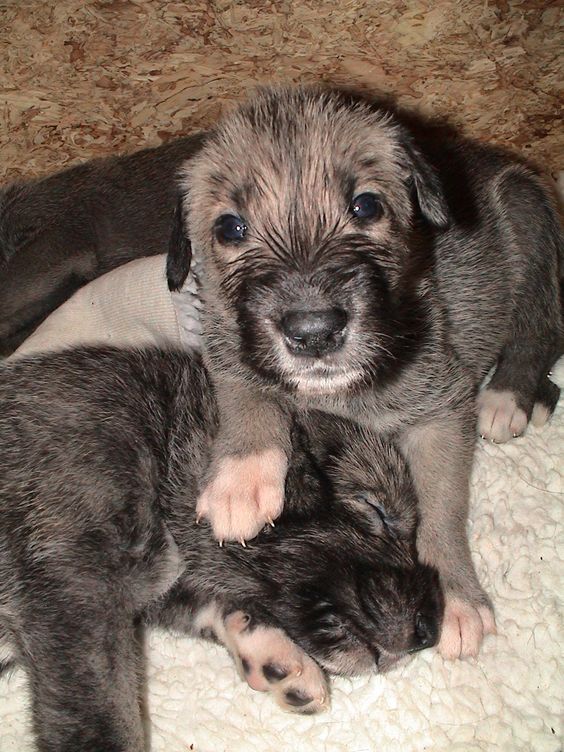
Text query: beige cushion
12 254 183 358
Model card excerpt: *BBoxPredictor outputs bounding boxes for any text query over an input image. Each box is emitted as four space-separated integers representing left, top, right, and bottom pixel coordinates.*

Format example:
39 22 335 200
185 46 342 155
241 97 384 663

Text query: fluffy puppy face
225 428 443 676
178 87 449 394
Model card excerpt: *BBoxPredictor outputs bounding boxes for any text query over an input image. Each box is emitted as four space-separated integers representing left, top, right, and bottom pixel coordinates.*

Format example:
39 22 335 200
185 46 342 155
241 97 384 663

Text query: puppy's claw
240 538 247 548
267 517 276 528
218 540 224 548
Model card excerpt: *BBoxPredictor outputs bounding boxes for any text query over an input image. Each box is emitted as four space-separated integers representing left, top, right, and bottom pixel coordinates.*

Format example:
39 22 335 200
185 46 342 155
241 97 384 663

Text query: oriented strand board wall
0 0 562 183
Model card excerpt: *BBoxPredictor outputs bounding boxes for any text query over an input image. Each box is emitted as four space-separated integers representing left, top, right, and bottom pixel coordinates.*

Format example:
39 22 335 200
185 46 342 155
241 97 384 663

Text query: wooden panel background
0 0 562 183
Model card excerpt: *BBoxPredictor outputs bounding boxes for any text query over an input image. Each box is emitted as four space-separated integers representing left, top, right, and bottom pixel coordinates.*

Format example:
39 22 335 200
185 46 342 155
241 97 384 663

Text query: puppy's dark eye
215 214 248 244
350 193 383 221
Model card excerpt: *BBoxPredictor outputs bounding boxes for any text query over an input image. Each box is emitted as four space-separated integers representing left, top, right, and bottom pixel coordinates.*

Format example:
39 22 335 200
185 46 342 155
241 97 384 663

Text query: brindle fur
0 134 204 355
167 86 563 656
0 346 441 752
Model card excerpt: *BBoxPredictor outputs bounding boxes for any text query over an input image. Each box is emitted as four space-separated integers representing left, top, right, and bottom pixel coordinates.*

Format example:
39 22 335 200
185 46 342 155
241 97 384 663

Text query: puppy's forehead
190 90 405 212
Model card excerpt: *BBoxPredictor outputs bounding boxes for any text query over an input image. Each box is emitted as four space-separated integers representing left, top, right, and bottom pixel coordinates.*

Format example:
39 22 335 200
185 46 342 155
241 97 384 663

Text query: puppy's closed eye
301 589 348 639
346 493 399 538
14 224 39 248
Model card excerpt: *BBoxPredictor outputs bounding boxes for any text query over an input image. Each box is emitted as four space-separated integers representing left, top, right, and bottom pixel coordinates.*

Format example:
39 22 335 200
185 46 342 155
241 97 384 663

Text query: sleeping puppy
0 346 442 752
167 86 563 660
0 134 204 355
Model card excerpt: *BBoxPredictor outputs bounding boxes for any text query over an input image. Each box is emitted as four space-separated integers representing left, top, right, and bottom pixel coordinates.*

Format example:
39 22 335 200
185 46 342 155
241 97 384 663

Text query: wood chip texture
0 1 562 184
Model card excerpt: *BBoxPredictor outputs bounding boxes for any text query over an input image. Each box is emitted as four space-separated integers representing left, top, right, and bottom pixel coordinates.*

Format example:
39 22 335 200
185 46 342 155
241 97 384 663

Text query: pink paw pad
224 611 329 714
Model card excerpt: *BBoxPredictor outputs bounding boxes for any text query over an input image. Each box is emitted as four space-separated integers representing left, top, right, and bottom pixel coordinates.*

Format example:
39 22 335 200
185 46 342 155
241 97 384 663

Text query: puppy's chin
317 649 377 677
289 368 364 395
271 340 366 394
376 652 412 674
319 648 411 677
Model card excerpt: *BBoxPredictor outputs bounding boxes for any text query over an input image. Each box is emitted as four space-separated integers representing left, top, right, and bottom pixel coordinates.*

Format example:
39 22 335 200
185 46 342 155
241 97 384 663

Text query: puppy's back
0 347 210 586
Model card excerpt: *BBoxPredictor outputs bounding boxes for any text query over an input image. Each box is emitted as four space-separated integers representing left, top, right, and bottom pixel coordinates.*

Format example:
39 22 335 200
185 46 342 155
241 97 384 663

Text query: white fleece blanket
1 256 562 752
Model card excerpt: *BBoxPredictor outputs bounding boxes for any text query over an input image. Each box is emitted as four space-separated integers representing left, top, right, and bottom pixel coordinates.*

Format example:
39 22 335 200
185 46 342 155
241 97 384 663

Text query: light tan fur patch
196 447 287 541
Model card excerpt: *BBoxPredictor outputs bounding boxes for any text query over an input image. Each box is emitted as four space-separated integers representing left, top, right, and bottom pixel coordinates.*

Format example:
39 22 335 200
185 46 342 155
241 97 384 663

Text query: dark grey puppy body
0 134 204 354
167 87 563 659
0 346 441 752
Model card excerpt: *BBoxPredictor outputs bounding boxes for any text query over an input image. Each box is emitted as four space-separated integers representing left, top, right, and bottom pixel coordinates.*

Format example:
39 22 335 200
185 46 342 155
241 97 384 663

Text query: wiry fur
168 86 563 656
0 134 204 355
0 346 442 751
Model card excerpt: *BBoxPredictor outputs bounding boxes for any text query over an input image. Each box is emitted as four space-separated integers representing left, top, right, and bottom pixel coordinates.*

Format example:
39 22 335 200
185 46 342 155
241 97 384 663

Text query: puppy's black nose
281 308 347 357
408 611 438 653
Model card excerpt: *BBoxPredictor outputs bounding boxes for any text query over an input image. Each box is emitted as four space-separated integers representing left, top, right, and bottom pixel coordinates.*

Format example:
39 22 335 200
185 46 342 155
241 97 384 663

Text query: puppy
167 86 563 660
0 134 204 355
0 346 442 752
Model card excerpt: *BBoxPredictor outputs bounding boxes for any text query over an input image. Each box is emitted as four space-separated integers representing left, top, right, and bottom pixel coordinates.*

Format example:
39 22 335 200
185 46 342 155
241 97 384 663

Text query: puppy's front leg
401 415 496 659
197 380 292 542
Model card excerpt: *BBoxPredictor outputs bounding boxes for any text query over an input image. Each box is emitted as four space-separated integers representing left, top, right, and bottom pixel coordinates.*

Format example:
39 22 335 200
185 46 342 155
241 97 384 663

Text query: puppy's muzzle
408 611 438 653
376 610 439 673
280 308 348 357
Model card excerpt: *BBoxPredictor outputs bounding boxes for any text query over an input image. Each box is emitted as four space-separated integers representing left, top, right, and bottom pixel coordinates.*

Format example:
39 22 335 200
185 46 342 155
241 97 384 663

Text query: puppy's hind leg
192 602 329 714
478 167 563 443
21 598 146 752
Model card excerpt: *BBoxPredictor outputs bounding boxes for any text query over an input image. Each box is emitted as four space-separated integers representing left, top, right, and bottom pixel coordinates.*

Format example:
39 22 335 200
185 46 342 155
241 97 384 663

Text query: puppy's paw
224 611 329 714
477 388 528 443
438 595 496 660
196 448 287 541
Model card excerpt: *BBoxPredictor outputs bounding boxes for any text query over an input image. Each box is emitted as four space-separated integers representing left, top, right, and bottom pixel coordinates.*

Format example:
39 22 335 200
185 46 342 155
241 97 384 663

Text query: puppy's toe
276 672 329 715
272 653 329 714
224 611 329 713
477 389 528 442
478 605 497 637
531 402 551 428
439 596 496 660
196 448 287 541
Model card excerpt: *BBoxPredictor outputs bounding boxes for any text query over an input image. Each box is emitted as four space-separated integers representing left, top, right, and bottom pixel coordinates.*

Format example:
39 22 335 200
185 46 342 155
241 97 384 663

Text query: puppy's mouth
265 319 366 394
279 346 365 395
289 366 363 395
317 645 412 677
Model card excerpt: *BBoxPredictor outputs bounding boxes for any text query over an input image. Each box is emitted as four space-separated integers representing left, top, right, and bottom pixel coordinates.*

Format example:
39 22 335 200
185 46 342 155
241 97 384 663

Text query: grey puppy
167 86 563 661
0 346 442 752
0 134 204 355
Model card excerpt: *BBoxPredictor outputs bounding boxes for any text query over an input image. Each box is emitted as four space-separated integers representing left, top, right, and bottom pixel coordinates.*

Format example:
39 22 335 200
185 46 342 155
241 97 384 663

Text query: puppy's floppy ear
400 130 450 229
166 195 192 291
